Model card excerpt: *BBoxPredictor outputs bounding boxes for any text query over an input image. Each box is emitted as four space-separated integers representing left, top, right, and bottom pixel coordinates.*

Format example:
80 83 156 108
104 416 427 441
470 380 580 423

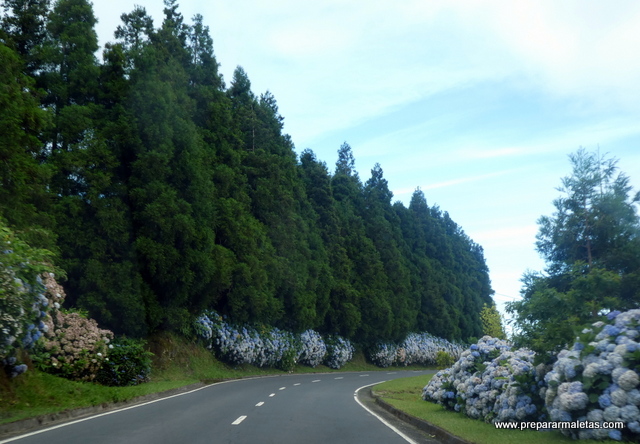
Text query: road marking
334 377 343 379
269 393 275 397
256 402 264 407
312 379 321 383
386 372 397 375
359 374 369 377
279 387 286 390
354 382 419 444
0 379 257 444
232 416 247 425
293 383 301 386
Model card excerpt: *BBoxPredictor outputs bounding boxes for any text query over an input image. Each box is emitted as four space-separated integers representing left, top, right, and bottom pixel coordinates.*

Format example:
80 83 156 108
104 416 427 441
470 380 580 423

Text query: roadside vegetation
1 333 433 426
375 375 615 444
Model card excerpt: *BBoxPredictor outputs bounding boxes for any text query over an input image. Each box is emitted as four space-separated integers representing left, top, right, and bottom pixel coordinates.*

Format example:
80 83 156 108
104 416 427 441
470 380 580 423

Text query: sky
93 0 640 326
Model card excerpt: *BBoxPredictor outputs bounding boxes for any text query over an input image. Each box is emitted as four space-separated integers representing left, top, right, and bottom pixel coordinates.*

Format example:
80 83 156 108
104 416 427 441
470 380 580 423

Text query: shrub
33 277 114 381
96 337 153 386
436 351 454 369
367 343 398 368
543 309 640 441
257 327 298 369
324 335 355 369
298 330 326 367
367 332 464 368
0 222 53 377
400 332 465 366
194 311 355 370
423 336 545 423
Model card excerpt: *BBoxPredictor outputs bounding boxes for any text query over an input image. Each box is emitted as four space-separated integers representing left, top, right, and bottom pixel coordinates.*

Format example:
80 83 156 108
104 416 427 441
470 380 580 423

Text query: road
2 370 440 444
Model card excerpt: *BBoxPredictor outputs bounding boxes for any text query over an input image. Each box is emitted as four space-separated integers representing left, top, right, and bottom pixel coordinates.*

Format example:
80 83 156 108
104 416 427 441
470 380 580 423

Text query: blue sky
94 1 640 324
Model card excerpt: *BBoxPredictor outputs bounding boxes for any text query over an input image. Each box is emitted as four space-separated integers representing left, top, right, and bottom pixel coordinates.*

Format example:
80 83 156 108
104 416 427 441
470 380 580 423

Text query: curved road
3 370 438 444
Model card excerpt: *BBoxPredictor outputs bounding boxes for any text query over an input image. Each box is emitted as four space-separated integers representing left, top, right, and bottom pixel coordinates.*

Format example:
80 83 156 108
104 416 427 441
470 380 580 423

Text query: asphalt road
3 370 440 444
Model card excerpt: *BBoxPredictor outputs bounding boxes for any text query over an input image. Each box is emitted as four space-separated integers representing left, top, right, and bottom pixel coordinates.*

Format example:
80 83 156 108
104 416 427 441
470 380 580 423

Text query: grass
0 332 433 426
374 375 617 444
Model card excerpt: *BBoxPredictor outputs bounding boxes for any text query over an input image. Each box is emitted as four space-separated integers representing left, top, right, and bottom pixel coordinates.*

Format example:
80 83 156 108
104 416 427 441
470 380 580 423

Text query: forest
0 0 494 345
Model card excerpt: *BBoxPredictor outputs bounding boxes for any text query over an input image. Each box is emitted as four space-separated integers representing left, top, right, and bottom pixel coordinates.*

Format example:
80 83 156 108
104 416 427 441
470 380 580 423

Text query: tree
1 0 50 79
0 42 52 242
536 148 640 274
508 148 640 354
480 303 506 339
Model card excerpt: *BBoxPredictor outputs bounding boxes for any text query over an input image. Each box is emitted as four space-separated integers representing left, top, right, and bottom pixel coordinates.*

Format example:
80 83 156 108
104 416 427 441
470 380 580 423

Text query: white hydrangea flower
619 370 640 391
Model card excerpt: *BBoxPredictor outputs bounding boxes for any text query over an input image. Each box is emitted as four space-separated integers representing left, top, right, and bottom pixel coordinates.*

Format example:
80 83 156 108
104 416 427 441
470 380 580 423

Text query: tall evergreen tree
508 148 640 354
0 41 51 243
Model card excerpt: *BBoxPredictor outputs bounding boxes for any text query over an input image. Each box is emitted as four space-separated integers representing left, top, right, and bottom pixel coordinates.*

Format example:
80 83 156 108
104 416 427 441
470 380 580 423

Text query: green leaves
509 148 640 355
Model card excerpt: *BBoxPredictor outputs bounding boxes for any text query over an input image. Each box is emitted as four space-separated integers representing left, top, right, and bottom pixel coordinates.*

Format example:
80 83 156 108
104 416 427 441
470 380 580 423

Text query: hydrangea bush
324 335 355 369
1 223 53 377
257 327 298 371
543 309 640 441
298 330 326 367
367 333 464 368
399 332 465 366
195 311 354 370
367 342 399 368
32 275 114 381
422 336 545 424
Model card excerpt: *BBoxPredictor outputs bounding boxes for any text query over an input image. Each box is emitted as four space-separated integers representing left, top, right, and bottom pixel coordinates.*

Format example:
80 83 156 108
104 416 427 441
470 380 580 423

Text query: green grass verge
0 333 434 426
374 375 617 444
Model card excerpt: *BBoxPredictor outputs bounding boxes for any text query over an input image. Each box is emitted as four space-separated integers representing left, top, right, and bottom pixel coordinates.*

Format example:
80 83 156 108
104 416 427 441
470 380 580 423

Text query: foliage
423 336 545 424
508 149 640 355
436 351 454 369
0 1 494 344
0 220 53 377
367 343 399 368
324 335 355 369
297 330 326 367
194 311 355 370
367 333 464 368
480 303 506 340
543 309 640 441
95 337 153 386
32 274 114 381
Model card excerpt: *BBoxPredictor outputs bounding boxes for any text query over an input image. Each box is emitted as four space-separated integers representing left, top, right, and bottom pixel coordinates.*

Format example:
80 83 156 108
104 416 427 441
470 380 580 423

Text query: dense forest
0 0 494 344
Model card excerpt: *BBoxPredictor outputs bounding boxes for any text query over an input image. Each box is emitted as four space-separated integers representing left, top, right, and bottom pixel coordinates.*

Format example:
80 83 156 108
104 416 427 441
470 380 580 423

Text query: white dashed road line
293 383 301 386
256 402 264 407
334 377 343 379
279 387 286 390
232 416 247 425
269 393 275 397
359 374 369 377
312 379 321 383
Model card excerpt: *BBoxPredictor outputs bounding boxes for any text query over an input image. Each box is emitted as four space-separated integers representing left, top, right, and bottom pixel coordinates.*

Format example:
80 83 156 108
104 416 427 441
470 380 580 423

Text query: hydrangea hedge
195 311 354 370
1 224 53 378
543 309 640 441
324 335 355 369
423 336 544 423
423 309 640 441
368 333 464 368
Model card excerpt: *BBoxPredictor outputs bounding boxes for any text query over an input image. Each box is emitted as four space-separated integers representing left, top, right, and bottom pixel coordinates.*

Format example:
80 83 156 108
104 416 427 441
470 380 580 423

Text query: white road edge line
0 378 249 444
354 382 419 444
232 415 247 425
256 402 264 407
